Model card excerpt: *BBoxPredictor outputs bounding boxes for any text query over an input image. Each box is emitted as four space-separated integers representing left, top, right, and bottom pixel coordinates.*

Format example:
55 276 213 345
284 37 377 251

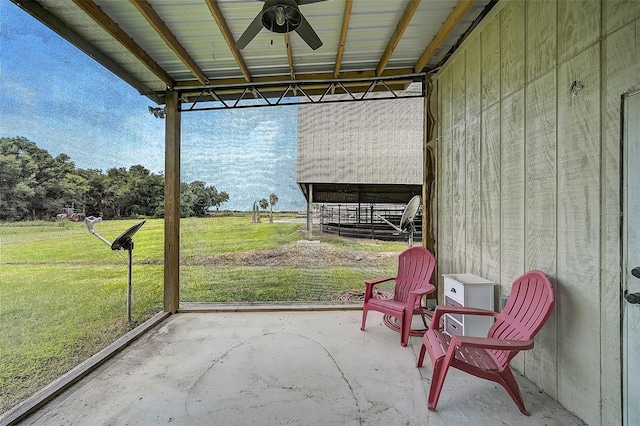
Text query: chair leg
416 341 427 367
400 309 411 346
427 358 446 410
427 346 455 411
497 368 529 415
360 306 368 331
420 313 429 329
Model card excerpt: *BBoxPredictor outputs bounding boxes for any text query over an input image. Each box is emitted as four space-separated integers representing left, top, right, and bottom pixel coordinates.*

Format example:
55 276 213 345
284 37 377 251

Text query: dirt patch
187 242 398 268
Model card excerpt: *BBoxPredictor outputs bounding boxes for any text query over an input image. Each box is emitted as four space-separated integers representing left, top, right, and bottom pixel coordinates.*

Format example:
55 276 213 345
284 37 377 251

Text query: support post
164 91 181 313
423 74 436 253
307 183 313 240
423 73 437 302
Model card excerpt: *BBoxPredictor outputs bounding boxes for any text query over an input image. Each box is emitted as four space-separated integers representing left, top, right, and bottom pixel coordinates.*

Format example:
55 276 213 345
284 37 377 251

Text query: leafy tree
0 137 227 221
179 182 195 218
125 165 163 217
269 193 278 223
0 146 30 220
0 137 49 220
105 167 129 218
210 187 229 210
180 181 229 217
77 168 108 217
61 173 90 213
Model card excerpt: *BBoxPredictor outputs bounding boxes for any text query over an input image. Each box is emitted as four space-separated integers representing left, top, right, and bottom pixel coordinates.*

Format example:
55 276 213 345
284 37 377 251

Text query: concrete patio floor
18 310 585 425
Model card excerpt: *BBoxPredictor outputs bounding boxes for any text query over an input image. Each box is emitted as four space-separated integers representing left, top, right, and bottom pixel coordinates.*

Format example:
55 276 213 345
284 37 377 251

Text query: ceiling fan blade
235 11 265 50
295 14 322 50
297 0 329 5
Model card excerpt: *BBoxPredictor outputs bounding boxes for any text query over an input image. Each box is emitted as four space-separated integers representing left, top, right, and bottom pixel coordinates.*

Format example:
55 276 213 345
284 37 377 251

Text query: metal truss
176 73 425 112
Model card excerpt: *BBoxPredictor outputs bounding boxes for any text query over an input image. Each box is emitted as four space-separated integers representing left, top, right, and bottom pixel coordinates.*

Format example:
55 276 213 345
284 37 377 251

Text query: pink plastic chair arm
364 277 395 301
364 277 395 287
451 335 534 351
410 285 436 297
430 305 498 330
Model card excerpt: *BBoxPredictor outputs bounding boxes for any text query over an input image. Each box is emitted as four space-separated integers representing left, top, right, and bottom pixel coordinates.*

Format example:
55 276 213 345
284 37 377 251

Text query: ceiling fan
235 0 327 51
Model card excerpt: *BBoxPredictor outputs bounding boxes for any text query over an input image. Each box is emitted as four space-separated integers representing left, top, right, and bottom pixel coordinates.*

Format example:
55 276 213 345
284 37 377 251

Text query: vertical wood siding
500 0 524 98
466 36 482 119
524 72 558 396
481 17 501 110
525 0 556 82
480 104 501 283
452 123 466 272
499 89 524 314
556 44 601 420
557 0 600 63
432 0 640 423
465 114 482 276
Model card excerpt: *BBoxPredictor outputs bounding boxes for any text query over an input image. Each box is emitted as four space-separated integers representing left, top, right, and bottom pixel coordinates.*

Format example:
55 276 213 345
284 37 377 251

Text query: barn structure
296 92 424 240
4 1 640 425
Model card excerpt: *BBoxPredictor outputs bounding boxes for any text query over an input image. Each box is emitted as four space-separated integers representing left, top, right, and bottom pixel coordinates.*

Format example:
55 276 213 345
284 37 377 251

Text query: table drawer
444 277 464 303
445 318 462 336
444 296 463 323
441 274 496 337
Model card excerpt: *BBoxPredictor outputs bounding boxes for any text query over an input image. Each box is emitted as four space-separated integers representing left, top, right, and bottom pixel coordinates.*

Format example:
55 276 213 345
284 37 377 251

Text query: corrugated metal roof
14 0 493 102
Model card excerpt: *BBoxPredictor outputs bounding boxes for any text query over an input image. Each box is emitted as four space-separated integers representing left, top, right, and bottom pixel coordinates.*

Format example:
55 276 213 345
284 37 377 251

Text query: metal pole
371 205 375 239
307 183 313 240
127 244 133 324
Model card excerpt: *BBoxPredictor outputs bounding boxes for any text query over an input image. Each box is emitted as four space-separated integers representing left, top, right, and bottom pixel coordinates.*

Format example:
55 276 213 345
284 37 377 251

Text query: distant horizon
0 2 307 212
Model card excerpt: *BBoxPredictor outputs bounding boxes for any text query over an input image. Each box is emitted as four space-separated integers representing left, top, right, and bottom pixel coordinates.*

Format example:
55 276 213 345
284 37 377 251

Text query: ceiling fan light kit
235 0 325 51
263 4 301 32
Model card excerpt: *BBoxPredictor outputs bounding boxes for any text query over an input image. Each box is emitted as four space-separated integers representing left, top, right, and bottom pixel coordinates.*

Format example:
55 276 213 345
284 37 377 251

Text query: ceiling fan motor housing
262 1 302 33
235 0 324 50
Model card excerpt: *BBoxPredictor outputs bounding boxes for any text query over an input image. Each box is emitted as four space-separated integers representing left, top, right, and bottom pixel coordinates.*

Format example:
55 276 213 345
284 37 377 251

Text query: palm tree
269 193 278 223
258 198 268 224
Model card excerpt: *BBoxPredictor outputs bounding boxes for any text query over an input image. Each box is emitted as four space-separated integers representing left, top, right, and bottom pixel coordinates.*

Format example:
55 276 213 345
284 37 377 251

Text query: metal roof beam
176 73 424 111
174 68 417 90
376 0 421 76
130 0 209 85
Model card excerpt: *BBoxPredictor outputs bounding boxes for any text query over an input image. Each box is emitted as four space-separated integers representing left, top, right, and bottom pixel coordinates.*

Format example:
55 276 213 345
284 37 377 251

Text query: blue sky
0 2 305 211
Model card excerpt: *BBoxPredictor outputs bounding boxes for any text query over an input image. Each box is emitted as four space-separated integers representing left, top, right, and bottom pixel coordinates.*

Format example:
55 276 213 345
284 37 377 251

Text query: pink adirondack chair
417 270 555 415
361 246 437 346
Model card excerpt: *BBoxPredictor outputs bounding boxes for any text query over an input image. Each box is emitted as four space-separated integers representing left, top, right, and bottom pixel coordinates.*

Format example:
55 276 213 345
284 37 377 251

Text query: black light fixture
262 3 301 33
235 0 325 51
148 106 165 119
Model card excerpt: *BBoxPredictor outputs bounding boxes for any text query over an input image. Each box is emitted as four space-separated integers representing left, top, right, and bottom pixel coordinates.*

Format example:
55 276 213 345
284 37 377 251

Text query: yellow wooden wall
431 0 640 423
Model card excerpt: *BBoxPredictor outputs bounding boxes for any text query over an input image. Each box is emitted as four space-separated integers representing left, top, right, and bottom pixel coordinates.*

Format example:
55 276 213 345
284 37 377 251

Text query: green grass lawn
0 215 405 414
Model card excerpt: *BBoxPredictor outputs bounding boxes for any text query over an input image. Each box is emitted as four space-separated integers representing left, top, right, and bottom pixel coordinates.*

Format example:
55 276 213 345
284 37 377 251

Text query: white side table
442 274 496 337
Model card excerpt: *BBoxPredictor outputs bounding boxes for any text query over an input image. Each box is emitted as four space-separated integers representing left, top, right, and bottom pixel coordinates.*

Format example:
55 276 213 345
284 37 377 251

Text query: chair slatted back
487 270 555 368
393 247 437 308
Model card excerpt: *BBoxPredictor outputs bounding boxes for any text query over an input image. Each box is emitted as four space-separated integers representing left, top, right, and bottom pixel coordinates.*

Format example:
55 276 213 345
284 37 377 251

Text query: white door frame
623 89 640 426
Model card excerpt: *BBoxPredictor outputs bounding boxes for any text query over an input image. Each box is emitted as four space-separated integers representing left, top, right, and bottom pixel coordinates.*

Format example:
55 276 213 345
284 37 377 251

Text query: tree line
0 137 228 221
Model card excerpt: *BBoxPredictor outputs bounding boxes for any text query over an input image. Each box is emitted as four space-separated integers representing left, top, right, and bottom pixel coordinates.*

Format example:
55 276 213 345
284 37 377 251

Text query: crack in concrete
263 332 365 426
